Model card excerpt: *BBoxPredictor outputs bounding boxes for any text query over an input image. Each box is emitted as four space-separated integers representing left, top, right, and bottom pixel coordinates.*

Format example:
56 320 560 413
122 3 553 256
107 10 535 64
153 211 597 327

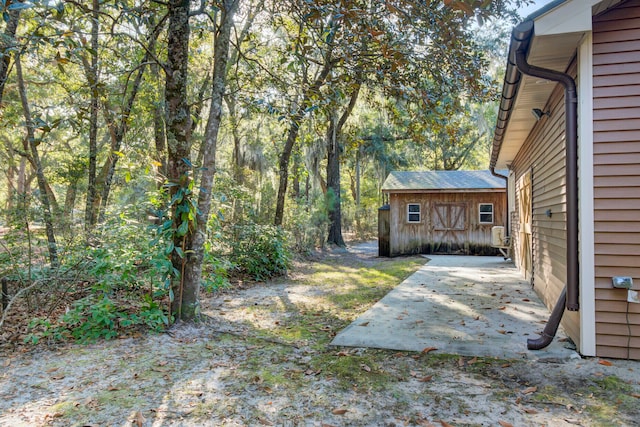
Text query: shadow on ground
332 254 579 361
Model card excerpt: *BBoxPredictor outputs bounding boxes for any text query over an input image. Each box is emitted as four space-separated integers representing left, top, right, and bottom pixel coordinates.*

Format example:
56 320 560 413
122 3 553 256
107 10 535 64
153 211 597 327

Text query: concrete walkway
332 255 579 361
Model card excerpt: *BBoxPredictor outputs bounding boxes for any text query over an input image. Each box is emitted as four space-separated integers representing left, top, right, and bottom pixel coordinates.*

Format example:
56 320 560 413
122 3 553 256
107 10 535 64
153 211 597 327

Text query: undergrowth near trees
0 200 303 346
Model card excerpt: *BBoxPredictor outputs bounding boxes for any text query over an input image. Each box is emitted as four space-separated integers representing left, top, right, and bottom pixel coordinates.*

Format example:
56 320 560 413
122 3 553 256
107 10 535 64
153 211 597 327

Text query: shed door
432 203 467 254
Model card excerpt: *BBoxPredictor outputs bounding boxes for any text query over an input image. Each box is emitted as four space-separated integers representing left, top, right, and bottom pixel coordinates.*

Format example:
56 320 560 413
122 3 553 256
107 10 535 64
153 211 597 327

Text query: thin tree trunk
83 0 100 231
15 54 59 267
64 180 79 221
153 65 167 186
274 60 333 226
0 8 19 106
97 47 157 223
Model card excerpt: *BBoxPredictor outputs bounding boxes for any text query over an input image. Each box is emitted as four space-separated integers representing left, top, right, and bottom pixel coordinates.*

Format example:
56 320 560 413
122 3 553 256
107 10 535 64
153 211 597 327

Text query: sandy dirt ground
0 244 639 426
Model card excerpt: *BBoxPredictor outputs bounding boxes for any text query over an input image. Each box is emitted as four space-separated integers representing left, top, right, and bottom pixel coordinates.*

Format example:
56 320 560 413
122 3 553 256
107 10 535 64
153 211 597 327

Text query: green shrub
230 224 290 281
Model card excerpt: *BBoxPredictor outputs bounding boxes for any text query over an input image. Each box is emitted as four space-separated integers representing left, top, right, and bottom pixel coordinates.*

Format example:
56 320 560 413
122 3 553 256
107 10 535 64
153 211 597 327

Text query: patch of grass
242 257 426 349
94 387 145 409
581 375 638 423
310 349 394 391
48 400 86 419
530 384 573 406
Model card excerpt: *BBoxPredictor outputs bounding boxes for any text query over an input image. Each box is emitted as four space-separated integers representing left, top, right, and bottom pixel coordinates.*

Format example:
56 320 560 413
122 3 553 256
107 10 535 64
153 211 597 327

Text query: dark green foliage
230 224 290 281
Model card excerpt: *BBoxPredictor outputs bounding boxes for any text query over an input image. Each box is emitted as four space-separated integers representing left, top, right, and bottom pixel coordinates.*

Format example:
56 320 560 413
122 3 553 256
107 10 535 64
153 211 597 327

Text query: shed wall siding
592 0 640 359
388 192 505 256
509 60 581 348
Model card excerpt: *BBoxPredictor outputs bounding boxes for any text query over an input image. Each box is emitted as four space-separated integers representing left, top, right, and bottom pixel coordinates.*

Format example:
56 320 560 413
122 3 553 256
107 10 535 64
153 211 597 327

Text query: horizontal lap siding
388 191 506 256
511 64 581 346
592 0 640 359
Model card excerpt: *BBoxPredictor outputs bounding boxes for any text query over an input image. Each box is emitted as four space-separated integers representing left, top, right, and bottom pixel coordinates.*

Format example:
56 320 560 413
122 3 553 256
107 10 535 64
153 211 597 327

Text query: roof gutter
492 18 580 350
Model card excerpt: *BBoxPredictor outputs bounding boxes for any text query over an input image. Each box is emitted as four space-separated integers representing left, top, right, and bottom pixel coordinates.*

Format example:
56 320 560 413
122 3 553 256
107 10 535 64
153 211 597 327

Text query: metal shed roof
381 170 506 192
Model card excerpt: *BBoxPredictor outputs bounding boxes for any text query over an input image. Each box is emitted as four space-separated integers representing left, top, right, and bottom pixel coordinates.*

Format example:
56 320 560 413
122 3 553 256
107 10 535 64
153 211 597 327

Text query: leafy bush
230 224 290 281
62 295 124 342
287 196 330 254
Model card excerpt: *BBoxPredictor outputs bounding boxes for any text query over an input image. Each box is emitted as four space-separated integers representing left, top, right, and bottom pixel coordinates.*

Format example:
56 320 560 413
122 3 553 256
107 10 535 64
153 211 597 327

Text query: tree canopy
0 0 526 334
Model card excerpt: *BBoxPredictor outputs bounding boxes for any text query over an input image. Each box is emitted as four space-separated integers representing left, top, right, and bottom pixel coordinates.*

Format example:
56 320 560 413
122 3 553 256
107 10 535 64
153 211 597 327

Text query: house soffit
495 0 622 169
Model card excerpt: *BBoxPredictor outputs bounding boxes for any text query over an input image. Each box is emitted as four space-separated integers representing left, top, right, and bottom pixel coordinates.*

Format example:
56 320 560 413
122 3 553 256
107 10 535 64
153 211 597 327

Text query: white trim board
578 32 596 357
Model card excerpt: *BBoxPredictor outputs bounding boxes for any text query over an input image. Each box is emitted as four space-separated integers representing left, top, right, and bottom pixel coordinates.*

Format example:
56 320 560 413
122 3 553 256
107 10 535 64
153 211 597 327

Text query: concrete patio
332 255 580 361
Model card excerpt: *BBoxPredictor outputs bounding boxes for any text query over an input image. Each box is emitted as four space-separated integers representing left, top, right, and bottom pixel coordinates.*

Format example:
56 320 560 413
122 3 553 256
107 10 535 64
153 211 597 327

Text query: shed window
407 204 421 223
479 203 494 224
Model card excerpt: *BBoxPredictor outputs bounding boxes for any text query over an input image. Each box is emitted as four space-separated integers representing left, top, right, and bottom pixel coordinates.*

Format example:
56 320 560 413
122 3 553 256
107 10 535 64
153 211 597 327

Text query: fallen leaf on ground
422 347 438 354
498 421 514 427
332 408 348 415
521 386 537 395
438 421 454 427
523 408 538 414
468 357 478 364
358 321 369 327
498 306 506 310
361 364 371 372
134 411 145 427
631 393 640 398
598 359 613 366
419 375 433 382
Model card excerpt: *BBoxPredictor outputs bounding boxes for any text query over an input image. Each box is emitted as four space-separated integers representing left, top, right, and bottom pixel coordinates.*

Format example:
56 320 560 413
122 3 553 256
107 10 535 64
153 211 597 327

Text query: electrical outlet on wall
612 276 633 289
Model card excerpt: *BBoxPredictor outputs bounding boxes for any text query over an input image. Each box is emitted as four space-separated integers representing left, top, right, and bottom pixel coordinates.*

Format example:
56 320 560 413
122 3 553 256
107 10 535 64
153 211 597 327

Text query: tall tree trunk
326 79 361 246
165 0 193 320
292 150 301 200
274 60 333 226
0 7 19 106
153 60 167 187
173 0 239 321
325 114 344 246
64 179 79 222
97 46 157 223
83 0 100 231
15 54 59 267
79 13 165 224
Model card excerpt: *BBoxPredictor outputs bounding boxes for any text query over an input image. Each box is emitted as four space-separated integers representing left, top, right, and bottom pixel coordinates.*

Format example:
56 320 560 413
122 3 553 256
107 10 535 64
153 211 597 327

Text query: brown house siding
509 60 581 348
592 0 640 359
387 191 506 256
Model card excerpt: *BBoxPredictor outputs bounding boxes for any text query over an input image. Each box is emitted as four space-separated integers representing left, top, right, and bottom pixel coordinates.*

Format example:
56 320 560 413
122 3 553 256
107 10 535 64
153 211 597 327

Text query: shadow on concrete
331 255 579 361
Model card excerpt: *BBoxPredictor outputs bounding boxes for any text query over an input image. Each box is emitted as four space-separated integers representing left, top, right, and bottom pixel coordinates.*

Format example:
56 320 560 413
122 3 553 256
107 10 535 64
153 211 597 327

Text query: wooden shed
491 0 640 359
380 170 506 257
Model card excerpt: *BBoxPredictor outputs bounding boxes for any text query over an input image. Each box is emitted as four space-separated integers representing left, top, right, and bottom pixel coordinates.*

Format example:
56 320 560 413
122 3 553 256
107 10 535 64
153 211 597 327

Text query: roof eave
490 0 615 170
